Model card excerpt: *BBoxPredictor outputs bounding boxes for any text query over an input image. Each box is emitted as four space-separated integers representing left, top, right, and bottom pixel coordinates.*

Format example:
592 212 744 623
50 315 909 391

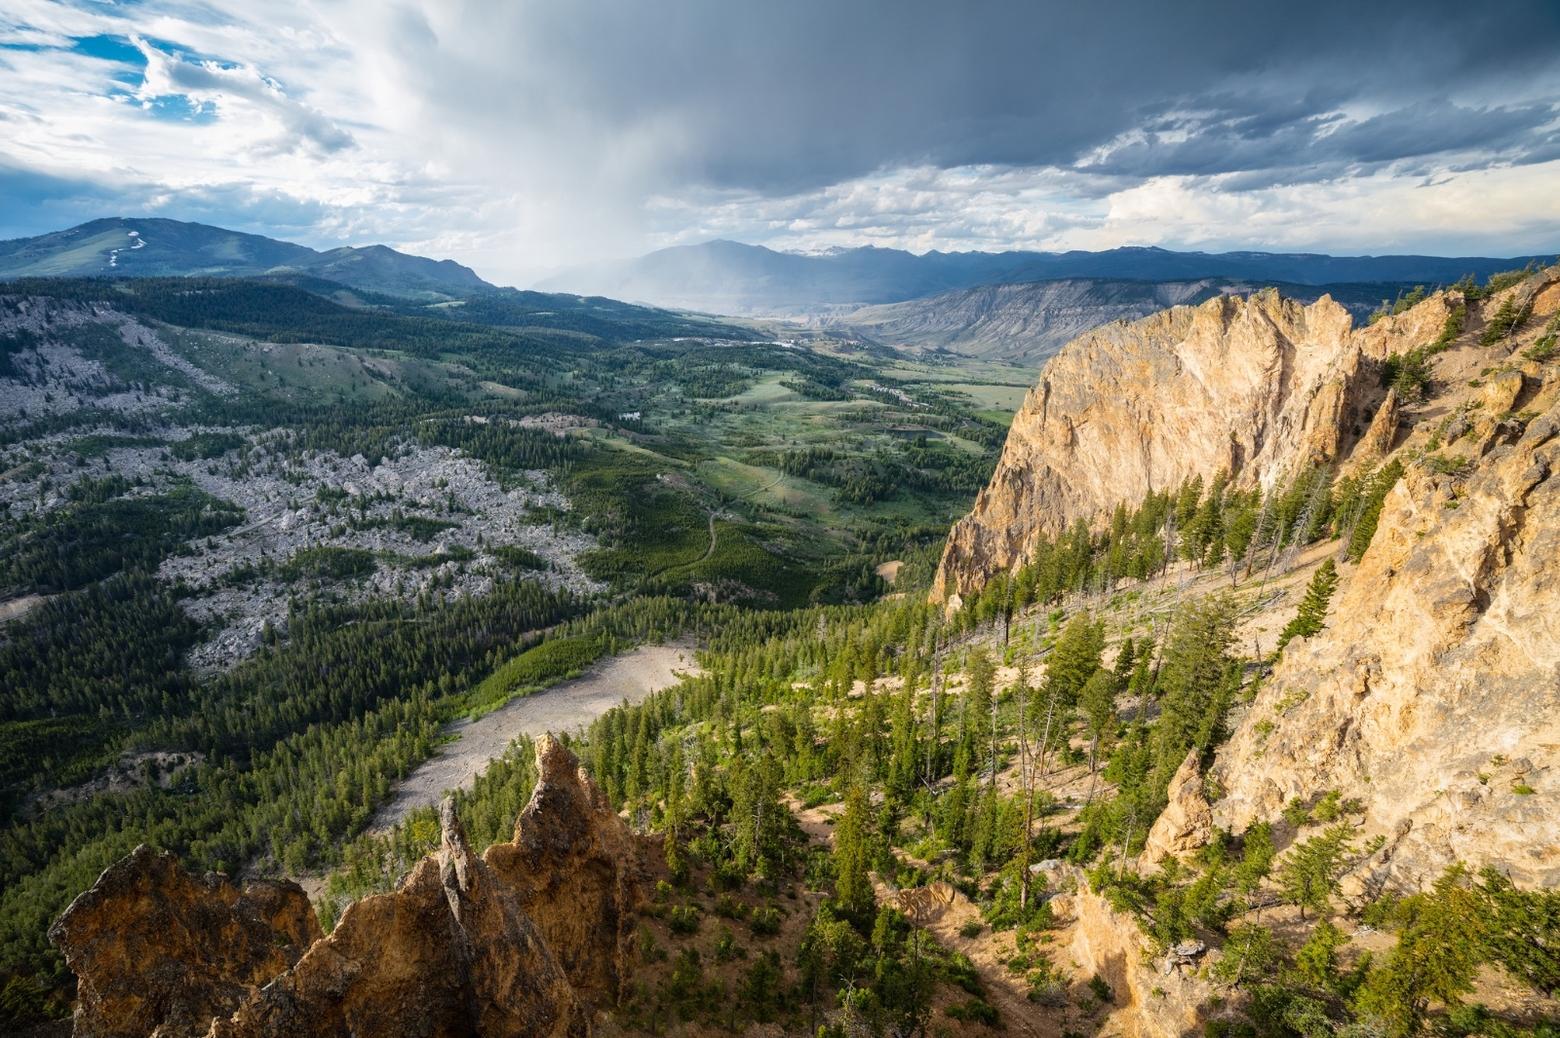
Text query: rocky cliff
1052 878 1215 1038
936 263 1560 895
51 736 642 1038
49 851 320 1038
1213 369 1560 891
933 287 1460 601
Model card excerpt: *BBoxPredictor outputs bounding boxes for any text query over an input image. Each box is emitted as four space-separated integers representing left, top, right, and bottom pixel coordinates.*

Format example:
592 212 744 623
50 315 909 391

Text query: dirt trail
372 642 700 830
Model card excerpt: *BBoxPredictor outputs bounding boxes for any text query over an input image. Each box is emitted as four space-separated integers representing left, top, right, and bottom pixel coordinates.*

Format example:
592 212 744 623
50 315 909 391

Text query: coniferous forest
2 256 1558 1036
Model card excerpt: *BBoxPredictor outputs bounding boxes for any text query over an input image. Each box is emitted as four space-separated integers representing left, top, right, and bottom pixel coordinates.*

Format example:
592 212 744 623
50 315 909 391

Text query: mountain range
0 218 493 301
545 238 1557 315
816 276 1420 363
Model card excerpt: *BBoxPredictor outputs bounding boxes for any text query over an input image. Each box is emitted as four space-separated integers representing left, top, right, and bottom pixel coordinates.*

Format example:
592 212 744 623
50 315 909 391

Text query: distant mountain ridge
545 238 1556 315
0 218 494 301
824 276 1419 363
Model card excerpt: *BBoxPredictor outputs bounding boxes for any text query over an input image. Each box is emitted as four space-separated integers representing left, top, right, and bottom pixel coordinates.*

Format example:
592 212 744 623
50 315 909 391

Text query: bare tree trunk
1018 686 1033 909
925 631 942 787
1037 688 1058 786
1116 802 1139 877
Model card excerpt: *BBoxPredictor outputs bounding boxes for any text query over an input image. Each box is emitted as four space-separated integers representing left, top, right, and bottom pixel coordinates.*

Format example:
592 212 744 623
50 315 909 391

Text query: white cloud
129 36 354 155
0 0 1557 285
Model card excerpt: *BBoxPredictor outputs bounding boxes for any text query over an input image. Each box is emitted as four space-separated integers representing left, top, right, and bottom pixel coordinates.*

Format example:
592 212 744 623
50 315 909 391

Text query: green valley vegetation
0 273 1024 1024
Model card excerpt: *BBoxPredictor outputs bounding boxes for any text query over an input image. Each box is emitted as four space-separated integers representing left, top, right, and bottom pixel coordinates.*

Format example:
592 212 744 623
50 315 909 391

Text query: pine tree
1277 558 1338 652
1346 460 1404 561
952 652 990 785
1278 823 1354 920
1114 637 1137 680
1480 295 1528 345
1044 613 1104 709
1355 866 1487 1036
1080 668 1118 773
1150 595 1238 788
834 783 875 922
1295 919 1346 990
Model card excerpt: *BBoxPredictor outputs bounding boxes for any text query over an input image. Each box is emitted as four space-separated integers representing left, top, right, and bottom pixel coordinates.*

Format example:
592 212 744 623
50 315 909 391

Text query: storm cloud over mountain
2 0 1558 281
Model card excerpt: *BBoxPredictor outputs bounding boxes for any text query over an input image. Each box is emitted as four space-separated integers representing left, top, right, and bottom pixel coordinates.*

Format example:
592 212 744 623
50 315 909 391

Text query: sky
2 0 1560 285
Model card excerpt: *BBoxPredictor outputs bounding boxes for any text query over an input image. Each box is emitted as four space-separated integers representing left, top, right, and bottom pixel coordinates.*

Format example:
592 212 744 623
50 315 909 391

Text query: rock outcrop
485 735 640 1004
53 738 640 1038
1056 878 1216 1038
1140 750 1214 869
1355 386 1400 460
50 851 319 1038
932 289 1458 600
206 804 585 1038
1214 395 1560 890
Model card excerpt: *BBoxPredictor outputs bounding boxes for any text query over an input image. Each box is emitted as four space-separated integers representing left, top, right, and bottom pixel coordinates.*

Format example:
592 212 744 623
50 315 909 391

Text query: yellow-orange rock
207 801 584 1038
1214 398 1560 890
932 289 1458 601
49 848 318 1038
484 734 642 1005
54 739 638 1038
1141 750 1214 869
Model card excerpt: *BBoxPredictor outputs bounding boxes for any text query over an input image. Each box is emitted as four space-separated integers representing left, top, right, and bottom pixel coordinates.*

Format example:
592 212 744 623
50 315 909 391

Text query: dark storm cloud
408 0 1560 195
1078 99 1560 185
5 0 1560 269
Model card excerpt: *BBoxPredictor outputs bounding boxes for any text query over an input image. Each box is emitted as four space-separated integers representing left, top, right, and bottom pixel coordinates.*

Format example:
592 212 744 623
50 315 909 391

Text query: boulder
1141 750 1214 868
1483 369 1525 414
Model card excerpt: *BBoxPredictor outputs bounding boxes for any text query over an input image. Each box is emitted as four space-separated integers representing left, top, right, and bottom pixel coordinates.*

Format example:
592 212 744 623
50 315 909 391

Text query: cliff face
932 288 1458 601
1213 393 1560 891
52 737 641 1038
933 263 1560 893
1053 879 1215 1038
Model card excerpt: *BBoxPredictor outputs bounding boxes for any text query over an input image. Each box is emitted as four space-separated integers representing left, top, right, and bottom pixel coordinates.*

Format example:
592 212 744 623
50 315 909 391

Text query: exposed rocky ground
0 298 217 420
0 297 603 669
53 738 640 1038
2 427 600 668
371 642 699 831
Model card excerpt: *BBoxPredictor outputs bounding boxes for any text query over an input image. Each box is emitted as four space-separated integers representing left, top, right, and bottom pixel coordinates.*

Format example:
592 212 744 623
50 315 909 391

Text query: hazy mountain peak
0 218 494 301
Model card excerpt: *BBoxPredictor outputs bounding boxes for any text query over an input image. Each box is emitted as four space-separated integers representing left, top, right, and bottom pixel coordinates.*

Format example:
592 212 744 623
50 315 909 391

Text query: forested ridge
293 457 1555 1038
